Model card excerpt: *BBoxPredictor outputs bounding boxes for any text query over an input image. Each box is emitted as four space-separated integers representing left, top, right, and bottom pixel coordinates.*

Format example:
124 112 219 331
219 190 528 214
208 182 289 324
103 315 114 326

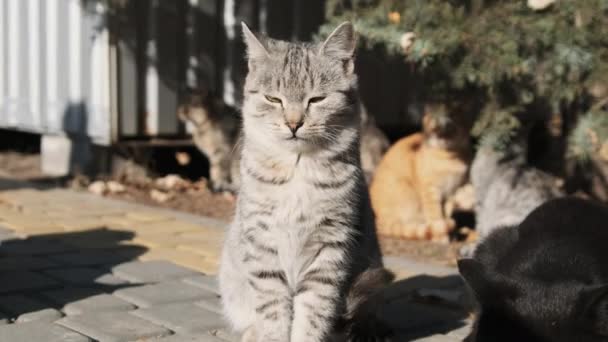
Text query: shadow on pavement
0 227 148 320
379 274 472 340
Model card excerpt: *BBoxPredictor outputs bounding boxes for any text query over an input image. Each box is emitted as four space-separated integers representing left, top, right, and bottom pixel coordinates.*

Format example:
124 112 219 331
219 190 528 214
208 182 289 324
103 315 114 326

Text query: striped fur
471 141 565 239
219 22 390 342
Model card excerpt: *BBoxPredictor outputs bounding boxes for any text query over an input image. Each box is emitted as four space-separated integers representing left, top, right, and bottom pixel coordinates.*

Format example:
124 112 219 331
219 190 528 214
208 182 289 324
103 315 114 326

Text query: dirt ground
0 149 464 267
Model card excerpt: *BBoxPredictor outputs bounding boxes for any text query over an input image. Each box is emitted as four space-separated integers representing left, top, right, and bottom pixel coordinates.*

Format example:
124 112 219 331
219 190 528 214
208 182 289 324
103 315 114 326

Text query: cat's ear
579 284 608 336
320 22 357 72
241 22 269 70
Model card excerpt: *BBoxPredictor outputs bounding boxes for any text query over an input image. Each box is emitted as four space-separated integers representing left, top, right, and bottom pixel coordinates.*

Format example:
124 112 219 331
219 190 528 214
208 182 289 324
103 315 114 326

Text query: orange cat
369 106 471 242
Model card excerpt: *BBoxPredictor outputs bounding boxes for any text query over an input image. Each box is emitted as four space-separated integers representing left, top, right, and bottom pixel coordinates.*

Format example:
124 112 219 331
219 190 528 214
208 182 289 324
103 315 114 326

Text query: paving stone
137 249 212 273
56 218 110 231
132 302 225 336
126 211 174 222
182 275 218 294
57 229 136 249
44 267 129 287
0 239 76 256
19 226 68 237
58 311 171 342
1 219 61 232
41 288 136 315
382 274 464 302
0 271 60 294
381 300 466 336
47 247 146 266
383 256 458 279
176 242 221 259
133 233 193 248
0 311 9 325
99 216 138 229
0 255 60 271
0 225 21 242
179 229 225 242
211 329 240 342
61 238 138 250
195 296 222 314
0 294 62 323
16 307 63 323
0 320 92 341
0 231 20 243
112 260 199 283
114 280 215 308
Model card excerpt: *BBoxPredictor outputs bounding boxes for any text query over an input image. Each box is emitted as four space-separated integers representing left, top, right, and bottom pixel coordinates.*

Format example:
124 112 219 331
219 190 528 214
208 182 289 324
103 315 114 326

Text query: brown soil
105 181 236 222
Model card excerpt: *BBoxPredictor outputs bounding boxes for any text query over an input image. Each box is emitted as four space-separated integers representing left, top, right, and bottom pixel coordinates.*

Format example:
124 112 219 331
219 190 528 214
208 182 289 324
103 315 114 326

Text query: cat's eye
308 96 326 106
264 95 282 104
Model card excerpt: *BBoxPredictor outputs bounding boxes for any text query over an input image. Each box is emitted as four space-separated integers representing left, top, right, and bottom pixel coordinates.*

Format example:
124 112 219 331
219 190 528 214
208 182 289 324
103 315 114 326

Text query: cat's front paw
427 219 455 243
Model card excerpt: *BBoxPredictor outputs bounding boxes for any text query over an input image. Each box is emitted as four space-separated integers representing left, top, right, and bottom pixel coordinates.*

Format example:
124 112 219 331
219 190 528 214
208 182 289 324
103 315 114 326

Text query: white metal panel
45 0 61 132
6 0 20 126
222 0 236 107
68 0 82 105
0 0 112 145
27 0 41 128
88 3 111 144
0 0 4 124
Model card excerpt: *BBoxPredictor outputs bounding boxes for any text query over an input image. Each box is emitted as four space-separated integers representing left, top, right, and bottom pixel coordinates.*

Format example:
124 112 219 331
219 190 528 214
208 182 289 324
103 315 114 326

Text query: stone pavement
0 182 472 341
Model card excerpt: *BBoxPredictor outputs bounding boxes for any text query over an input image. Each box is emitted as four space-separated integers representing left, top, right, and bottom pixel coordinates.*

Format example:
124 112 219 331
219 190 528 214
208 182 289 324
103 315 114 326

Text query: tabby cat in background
360 103 390 183
463 128 564 255
178 89 389 192
177 88 240 192
219 22 393 342
370 105 471 242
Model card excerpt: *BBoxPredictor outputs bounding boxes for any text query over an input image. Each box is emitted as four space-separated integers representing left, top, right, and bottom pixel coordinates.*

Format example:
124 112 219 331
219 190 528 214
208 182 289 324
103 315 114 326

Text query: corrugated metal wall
115 0 324 140
0 0 325 145
0 0 112 144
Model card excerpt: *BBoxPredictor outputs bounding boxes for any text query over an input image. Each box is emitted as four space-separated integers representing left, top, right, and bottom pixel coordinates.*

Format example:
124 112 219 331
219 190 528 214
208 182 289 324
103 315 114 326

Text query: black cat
459 197 608 342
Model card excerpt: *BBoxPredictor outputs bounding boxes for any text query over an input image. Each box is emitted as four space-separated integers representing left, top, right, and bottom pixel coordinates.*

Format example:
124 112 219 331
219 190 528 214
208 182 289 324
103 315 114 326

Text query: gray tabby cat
467 136 564 254
177 89 240 192
219 22 392 342
360 104 390 183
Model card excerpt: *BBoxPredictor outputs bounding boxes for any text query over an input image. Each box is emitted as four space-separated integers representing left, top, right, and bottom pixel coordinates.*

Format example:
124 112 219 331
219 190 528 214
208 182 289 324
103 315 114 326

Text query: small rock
527 0 555 10
150 189 173 203
106 181 126 194
88 181 107 196
175 152 191 166
222 191 236 202
156 174 186 190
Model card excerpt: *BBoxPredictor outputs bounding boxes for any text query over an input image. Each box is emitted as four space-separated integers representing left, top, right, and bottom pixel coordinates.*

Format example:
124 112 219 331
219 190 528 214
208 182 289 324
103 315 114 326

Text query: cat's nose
286 120 304 134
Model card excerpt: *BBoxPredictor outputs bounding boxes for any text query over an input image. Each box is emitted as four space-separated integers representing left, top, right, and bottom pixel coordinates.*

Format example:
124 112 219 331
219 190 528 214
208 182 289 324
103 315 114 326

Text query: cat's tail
339 267 395 341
